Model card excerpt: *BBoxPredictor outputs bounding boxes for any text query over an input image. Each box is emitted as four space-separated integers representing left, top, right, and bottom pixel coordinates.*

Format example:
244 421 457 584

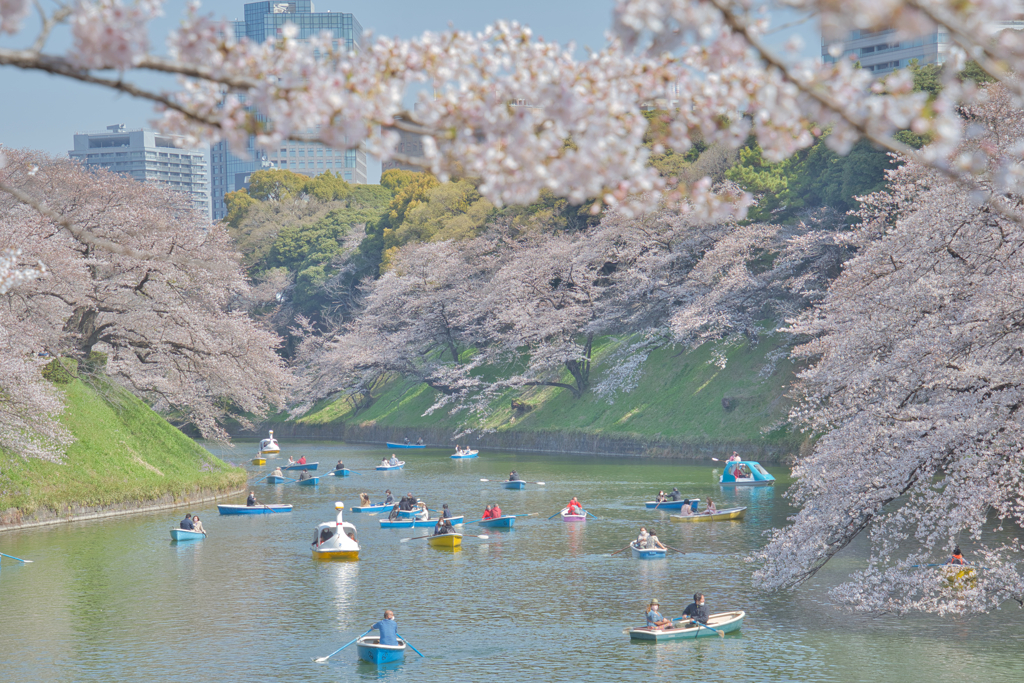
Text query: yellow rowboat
252 457 266 466
670 506 746 522
427 532 462 549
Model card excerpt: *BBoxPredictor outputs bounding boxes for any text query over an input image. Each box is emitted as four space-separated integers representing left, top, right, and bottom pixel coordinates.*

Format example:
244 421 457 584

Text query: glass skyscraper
210 2 366 220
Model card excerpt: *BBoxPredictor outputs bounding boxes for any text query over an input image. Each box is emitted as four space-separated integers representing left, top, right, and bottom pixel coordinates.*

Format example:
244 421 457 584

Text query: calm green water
1 442 1021 683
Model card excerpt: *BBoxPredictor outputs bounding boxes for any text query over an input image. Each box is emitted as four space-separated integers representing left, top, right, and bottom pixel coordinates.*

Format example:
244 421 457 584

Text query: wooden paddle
662 543 685 554
395 633 424 657
609 543 634 555
313 628 372 662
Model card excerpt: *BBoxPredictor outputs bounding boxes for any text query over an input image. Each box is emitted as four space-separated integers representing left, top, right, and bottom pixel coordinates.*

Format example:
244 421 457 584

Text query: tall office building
69 124 210 219
210 2 366 220
823 21 1024 75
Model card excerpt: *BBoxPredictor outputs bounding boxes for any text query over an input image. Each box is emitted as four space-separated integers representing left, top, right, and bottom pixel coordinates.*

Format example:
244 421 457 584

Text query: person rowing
388 504 401 521
705 498 717 514
681 593 709 625
389 454 400 466
441 503 453 519
645 529 667 550
566 497 583 515
246 491 258 507
669 487 682 501
370 609 399 646
948 546 970 565
335 460 345 470
271 466 284 478
298 470 311 481
383 490 394 505
508 470 521 481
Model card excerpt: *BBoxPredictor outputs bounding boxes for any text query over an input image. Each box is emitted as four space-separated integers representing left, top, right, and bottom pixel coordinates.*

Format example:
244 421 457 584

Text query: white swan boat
311 502 360 560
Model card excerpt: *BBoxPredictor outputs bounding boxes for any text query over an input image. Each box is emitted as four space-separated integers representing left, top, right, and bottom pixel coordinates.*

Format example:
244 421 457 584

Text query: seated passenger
335 460 345 470
679 499 693 515
388 504 401 521
298 470 311 481
389 455 400 466
491 503 502 518
359 493 371 507
509 470 521 481
636 527 649 546
179 513 195 530
481 504 494 520
646 599 673 630
948 546 970 565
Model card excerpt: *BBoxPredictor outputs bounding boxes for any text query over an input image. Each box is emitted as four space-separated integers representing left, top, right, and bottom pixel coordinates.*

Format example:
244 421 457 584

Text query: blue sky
0 1 819 179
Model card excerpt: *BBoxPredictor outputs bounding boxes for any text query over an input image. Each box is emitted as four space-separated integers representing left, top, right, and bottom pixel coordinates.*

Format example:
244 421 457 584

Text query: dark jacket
682 602 709 624
669 489 682 501
388 506 400 521
384 494 394 504
180 517 195 530
398 497 413 511
246 493 256 507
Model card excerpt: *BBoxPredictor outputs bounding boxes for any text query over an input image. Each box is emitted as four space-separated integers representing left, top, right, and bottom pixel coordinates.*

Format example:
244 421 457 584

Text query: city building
823 22 1024 75
69 124 210 219
381 117 426 173
210 2 366 220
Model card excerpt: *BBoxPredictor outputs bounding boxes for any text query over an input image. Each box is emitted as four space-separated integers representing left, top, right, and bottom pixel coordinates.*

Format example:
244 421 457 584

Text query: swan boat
258 430 280 455
311 503 359 560
719 461 776 487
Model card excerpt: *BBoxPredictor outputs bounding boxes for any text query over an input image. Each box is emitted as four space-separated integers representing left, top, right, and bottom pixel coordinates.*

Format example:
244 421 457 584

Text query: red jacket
298 456 306 465
491 505 502 518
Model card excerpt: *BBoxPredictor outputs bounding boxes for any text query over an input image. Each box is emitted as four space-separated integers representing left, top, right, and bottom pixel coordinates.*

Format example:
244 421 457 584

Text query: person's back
670 488 682 501
299 471 309 481
399 496 412 511
180 515 194 530
680 500 692 515
646 534 660 550
492 504 502 518
509 471 520 481
388 505 400 521
336 461 345 470
272 467 283 477
372 612 398 646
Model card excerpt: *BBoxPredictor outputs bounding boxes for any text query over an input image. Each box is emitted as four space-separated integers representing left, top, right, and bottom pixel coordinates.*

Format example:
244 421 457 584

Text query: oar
313 628 372 662
662 543 685 554
585 510 601 520
0 552 33 563
547 510 565 520
609 543 634 555
513 513 539 518
673 618 724 638
251 474 269 485
396 633 424 657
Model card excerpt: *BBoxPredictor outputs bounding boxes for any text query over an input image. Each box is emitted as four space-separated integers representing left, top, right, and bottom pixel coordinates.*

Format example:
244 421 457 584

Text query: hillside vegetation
0 379 245 522
297 333 799 450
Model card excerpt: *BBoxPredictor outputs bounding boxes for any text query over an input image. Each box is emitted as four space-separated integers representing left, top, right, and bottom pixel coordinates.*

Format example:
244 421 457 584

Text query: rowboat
170 528 206 541
355 636 406 664
720 460 775 487
627 611 745 641
502 480 526 490
251 457 266 466
561 508 586 522
427 532 462 548
476 515 515 529
376 461 405 471
397 507 429 520
670 506 747 522
266 474 288 484
450 450 478 459
327 468 350 477
296 476 319 487
352 503 392 513
217 504 292 515
630 541 666 559
644 498 699 511
381 515 464 529
258 430 280 455
386 442 424 449
283 462 318 471
311 503 359 560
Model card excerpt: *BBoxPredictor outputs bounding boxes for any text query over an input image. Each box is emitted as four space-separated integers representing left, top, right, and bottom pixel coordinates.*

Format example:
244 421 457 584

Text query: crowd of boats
171 434 781 663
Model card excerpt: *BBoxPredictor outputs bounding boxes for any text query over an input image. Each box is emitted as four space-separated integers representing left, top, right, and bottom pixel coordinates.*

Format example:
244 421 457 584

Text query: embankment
0 379 245 531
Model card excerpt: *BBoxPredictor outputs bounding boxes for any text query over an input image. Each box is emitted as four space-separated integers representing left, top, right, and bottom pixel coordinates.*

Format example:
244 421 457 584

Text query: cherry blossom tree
753 86 1024 615
0 148 290 458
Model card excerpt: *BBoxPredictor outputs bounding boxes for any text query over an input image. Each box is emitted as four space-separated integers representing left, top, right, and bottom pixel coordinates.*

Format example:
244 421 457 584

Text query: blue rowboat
502 480 526 490
352 503 392 513
356 636 406 664
476 515 515 529
386 442 424 449
630 541 666 559
296 476 319 487
328 468 350 477
644 498 699 511
627 611 745 641
266 475 288 484
451 450 478 459
283 462 318 471
397 508 428 520
170 528 205 541
381 515 464 529
217 504 292 515
376 461 405 471
719 460 775 487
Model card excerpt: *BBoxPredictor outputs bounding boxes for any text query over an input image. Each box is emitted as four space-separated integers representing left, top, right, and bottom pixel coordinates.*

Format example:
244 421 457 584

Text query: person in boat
414 501 429 519
509 470 521 481
297 455 307 465
679 499 693 516
645 530 667 550
287 456 296 466
645 599 674 630
179 513 195 530
669 487 682 501
403 437 410 445
383 490 395 505
636 527 649 547
705 498 717 514
728 451 741 463
246 491 258 507
567 497 583 515
298 470 311 481
359 493 372 507
388 504 401 521
441 503 453 519
416 438 423 445
335 460 345 471
681 593 709 625
434 517 455 535
192 515 206 534
655 490 667 503
389 454 400 466
380 458 389 467
371 610 399 646
316 526 334 546
398 493 415 512
491 503 503 518
271 466 284 478
481 504 494 520
948 546 970 565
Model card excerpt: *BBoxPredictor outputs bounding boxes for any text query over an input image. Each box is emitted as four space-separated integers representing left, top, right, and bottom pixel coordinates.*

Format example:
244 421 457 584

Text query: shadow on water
0 441 1022 683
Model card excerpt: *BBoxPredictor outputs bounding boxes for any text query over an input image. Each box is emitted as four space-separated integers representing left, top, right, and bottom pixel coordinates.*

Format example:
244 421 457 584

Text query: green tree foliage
224 189 258 228
360 170 440 274
247 168 310 201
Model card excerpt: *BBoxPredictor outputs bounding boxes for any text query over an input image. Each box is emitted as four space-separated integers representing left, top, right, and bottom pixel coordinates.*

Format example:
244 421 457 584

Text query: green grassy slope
0 379 245 519
297 334 798 447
